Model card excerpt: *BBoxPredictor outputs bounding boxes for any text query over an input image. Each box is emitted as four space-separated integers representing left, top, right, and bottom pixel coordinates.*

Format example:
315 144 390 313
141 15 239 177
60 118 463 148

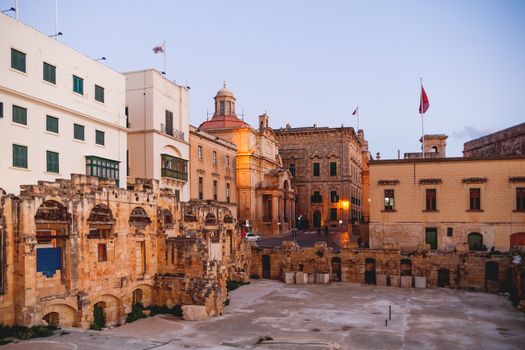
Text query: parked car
245 232 262 242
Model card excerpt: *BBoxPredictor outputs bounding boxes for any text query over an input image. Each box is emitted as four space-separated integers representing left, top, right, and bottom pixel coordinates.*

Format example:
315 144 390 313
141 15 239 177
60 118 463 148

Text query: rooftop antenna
15 0 19 19
239 108 247 121
54 0 58 39
223 81 227 89
206 108 213 120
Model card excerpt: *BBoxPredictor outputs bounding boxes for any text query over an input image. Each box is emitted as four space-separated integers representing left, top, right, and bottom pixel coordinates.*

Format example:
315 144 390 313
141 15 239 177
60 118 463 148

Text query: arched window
129 207 151 227
468 232 483 251
87 204 115 238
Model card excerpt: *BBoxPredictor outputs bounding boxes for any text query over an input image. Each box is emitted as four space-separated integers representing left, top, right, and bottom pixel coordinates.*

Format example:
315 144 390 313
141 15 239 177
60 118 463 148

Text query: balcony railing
161 154 188 181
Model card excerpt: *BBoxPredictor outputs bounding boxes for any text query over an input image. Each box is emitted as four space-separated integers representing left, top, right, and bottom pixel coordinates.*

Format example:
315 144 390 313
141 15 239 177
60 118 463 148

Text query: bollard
389 305 391 320
385 319 388 327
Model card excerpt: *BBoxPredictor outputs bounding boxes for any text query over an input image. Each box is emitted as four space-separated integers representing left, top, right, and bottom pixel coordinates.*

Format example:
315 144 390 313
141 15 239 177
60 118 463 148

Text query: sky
3 0 524 158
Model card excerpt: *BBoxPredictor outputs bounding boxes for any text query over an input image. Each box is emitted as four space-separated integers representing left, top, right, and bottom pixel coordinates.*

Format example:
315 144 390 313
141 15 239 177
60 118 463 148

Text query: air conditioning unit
160 123 165 133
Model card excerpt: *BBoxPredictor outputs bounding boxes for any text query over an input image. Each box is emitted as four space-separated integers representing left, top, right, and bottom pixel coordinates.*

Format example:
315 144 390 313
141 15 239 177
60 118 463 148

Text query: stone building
368 156 525 252
189 125 238 217
404 134 448 159
463 122 525 158
0 174 250 328
275 125 366 229
198 85 294 235
125 69 190 200
0 14 127 194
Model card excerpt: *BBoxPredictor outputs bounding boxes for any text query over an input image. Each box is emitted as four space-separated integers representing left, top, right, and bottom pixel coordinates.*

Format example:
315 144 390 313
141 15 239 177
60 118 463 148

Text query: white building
0 14 127 194
125 69 190 201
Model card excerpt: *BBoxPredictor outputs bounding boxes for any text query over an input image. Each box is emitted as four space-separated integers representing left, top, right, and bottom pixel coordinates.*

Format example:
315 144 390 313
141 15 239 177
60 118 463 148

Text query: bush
145 304 182 317
0 325 13 339
0 324 55 340
13 326 33 340
126 303 147 323
227 280 250 292
30 325 56 337
90 304 105 331
0 339 13 345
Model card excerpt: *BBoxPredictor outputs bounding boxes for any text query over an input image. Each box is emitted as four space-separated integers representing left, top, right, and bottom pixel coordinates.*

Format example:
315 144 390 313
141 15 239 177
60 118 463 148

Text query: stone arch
161 208 174 229
87 204 115 238
223 215 233 224
41 303 78 327
132 284 153 307
35 200 71 224
468 232 483 251
129 206 152 227
205 213 217 225
92 294 122 327
184 210 197 222
161 144 182 158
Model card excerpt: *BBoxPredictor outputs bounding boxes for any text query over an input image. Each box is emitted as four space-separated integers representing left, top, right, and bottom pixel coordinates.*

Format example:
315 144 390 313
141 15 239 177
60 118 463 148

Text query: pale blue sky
3 0 524 158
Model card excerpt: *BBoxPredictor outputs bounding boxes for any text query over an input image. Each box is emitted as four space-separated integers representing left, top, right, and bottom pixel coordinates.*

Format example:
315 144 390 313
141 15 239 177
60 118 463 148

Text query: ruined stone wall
463 122 525 158
0 175 251 328
0 193 16 325
250 242 511 291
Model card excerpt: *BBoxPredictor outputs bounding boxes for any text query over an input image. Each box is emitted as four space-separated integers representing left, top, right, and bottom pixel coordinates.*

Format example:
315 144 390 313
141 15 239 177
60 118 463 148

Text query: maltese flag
152 43 164 54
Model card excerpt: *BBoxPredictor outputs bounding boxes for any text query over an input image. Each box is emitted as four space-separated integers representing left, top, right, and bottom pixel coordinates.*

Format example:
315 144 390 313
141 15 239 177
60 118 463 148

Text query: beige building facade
275 126 365 229
124 69 190 200
369 156 525 252
198 85 294 236
189 125 238 217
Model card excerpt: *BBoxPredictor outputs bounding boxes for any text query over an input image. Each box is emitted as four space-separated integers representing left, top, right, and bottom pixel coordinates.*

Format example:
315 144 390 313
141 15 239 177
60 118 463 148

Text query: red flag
352 106 358 116
419 85 429 114
152 44 164 54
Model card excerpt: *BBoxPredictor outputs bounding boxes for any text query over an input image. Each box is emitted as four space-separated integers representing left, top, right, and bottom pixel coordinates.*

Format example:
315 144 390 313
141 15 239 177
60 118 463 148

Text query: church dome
215 86 234 98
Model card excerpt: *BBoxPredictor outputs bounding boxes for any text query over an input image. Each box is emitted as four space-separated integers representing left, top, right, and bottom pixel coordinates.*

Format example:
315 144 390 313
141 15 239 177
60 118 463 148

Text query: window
12 105 27 125
165 110 173 135
220 101 225 115
289 163 296 177
46 151 59 173
11 48 26 72
73 75 83 94
213 151 217 165
198 177 203 199
198 145 203 159
226 155 230 168
43 62 56 84
85 156 120 185
12 144 28 168
330 191 339 203
95 130 105 145
425 189 437 211
311 191 322 203
95 85 104 103
74 124 85 140
226 183 230 203
517 188 525 212
425 227 438 250
384 189 395 211
46 115 59 133
330 162 337 176
330 208 337 221
0 102 3 118
469 188 481 210
447 227 453 237
125 106 130 128
97 244 107 262
313 162 320 177
213 180 217 200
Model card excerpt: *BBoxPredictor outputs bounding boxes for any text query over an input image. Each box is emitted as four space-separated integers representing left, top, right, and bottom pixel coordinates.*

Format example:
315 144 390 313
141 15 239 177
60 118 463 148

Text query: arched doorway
262 255 271 279
400 259 412 276
365 258 376 285
331 257 342 282
313 210 321 228
43 312 59 327
132 289 143 305
468 232 483 251
485 261 499 292
437 269 450 287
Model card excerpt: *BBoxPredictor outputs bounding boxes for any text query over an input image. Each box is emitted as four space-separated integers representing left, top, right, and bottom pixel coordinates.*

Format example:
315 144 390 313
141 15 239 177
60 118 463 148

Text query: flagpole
163 40 167 76
420 77 425 159
357 106 360 131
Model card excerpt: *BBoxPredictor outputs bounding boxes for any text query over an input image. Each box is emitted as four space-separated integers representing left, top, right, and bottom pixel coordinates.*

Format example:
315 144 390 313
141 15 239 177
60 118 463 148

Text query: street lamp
1 7 16 14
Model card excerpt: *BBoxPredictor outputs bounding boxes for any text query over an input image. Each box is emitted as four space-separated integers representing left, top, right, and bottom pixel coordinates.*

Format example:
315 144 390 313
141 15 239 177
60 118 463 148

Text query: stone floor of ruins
3 280 525 350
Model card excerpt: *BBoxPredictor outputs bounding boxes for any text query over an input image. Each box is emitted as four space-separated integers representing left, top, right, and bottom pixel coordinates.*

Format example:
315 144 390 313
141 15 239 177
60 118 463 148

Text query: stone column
272 195 279 235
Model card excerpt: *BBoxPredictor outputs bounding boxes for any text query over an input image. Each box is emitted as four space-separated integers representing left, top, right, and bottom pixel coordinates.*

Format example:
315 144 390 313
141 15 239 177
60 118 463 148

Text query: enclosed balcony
161 154 188 181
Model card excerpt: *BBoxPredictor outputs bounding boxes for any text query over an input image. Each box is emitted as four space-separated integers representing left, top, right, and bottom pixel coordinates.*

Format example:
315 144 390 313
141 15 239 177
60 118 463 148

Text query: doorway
313 210 321 228
437 269 450 287
365 258 376 285
262 255 271 279
331 257 342 282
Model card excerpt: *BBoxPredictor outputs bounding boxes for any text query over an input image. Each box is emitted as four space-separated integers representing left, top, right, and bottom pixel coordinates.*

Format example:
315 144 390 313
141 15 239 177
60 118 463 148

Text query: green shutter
73 75 83 94
95 85 104 103
46 151 59 173
12 105 27 125
330 162 337 176
43 63 56 84
74 124 85 140
11 48 26 72
13 144 28 168
46 115 59 133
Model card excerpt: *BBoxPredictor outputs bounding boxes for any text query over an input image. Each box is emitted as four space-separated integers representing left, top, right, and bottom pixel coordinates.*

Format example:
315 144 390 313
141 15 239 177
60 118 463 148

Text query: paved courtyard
4 280 525 349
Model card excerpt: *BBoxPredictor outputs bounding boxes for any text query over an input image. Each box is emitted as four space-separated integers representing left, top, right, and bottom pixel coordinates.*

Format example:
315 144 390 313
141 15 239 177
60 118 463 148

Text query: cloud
452 126 495 141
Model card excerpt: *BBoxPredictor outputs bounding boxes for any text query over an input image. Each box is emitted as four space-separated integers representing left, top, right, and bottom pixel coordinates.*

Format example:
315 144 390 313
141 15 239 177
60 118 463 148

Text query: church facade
198 85 295 236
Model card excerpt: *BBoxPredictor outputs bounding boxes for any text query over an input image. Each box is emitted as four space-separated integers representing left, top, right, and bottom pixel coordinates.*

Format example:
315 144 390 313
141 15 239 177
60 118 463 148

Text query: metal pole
389 305 391 320
163 40 167 76
420 78 425 158
15 0 19 19
54 0 58 40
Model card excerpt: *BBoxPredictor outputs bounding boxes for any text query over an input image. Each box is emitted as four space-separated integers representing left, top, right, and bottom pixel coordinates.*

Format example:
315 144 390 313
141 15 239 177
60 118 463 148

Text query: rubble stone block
390 275 400 287
296 272 308 284
182 305 208 321
400 276 413 288
376 275 387 286
414 277 426 289
316 273 330 284
284 272 295 284
308 273 316 283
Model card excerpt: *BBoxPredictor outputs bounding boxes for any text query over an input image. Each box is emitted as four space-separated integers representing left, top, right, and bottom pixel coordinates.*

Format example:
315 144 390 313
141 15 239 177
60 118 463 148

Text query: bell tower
259 112 269 131
214 82 236 117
